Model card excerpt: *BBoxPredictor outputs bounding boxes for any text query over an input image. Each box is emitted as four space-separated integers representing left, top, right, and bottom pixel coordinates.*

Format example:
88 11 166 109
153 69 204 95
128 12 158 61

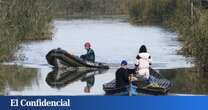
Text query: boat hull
103 69 171 95
46 48 109 69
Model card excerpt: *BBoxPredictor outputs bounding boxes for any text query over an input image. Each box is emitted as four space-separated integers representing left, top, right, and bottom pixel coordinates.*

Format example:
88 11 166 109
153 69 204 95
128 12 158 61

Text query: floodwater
1 19 206 96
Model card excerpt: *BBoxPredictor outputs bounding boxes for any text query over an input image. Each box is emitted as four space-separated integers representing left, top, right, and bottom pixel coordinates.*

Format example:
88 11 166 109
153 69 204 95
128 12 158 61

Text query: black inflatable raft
103 68 171 95
46 48 109 69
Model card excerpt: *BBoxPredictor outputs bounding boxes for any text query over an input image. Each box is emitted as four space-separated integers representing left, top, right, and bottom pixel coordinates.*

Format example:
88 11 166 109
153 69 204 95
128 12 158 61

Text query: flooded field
1 19 205 96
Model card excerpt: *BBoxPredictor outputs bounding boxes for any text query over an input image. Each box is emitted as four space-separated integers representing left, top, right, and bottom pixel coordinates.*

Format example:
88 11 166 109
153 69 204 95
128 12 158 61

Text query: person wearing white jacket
135 45 152 80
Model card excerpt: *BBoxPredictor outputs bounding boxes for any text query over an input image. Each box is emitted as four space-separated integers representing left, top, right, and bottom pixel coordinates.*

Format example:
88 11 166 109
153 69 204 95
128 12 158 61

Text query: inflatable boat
46 48 109 69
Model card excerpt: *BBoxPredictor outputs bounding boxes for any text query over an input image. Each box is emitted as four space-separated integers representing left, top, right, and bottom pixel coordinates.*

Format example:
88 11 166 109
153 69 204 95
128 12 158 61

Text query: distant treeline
129 0 208 72
49 0 130 17
0 0 52 61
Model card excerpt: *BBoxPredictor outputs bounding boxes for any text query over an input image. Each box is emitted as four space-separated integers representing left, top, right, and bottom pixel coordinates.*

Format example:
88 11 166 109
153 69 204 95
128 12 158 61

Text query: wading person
80 42 95 62
135 45 152 82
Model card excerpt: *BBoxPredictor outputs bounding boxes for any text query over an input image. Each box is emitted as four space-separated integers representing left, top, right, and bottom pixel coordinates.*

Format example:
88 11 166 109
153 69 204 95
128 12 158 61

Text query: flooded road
1 19 203 96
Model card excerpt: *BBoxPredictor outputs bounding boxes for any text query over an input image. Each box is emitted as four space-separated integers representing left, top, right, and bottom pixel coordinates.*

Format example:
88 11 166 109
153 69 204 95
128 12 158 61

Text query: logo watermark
10 98 71 107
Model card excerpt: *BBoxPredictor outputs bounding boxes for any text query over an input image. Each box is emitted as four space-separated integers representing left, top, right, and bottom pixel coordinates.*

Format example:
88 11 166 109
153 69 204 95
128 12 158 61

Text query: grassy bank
0 0 53 61
129 0 208 72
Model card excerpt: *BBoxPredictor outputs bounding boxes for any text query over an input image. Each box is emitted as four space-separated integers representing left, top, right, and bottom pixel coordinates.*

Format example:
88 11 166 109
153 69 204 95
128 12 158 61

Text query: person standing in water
80 42 95 62
135 45 152 80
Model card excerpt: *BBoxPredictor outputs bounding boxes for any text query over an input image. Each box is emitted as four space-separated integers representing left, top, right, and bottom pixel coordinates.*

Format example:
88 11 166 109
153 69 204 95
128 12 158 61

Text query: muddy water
1 19 203 96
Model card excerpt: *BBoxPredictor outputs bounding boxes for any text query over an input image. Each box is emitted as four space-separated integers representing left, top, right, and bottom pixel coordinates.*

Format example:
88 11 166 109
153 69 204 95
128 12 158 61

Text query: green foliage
50 0 130 17
184 10 208 72
129 0 175 24
0 0 52 61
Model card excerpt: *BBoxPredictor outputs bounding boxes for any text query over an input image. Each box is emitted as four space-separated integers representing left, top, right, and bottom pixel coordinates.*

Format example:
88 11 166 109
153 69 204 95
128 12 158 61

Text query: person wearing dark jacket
80 42 95 62
116 60 134 87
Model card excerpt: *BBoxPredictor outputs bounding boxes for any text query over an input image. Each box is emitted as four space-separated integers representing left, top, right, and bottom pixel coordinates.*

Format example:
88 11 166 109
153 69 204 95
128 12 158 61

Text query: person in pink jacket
135 45 152 80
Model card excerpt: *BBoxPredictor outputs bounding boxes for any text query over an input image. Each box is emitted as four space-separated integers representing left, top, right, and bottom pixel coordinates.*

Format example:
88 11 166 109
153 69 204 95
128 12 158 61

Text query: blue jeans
129 84 138 95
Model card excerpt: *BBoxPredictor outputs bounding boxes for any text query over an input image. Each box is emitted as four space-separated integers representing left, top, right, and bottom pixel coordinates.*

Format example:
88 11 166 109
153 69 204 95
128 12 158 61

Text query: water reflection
159 68 208 95
0 65 37 95
81 73 95 93
1 65 208 95
46 68 108 93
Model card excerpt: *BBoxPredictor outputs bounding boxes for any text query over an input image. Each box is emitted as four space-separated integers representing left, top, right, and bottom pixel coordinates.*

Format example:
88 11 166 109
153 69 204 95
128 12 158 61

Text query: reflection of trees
0 65 37 95
159 68 208 94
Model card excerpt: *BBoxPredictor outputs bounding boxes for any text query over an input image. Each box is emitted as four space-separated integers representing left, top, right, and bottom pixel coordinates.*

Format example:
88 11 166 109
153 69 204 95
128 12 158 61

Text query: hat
121 60 128 65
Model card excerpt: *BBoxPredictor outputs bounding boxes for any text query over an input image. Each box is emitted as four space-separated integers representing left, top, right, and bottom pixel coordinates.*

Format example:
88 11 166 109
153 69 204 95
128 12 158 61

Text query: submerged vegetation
129 0 208 72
